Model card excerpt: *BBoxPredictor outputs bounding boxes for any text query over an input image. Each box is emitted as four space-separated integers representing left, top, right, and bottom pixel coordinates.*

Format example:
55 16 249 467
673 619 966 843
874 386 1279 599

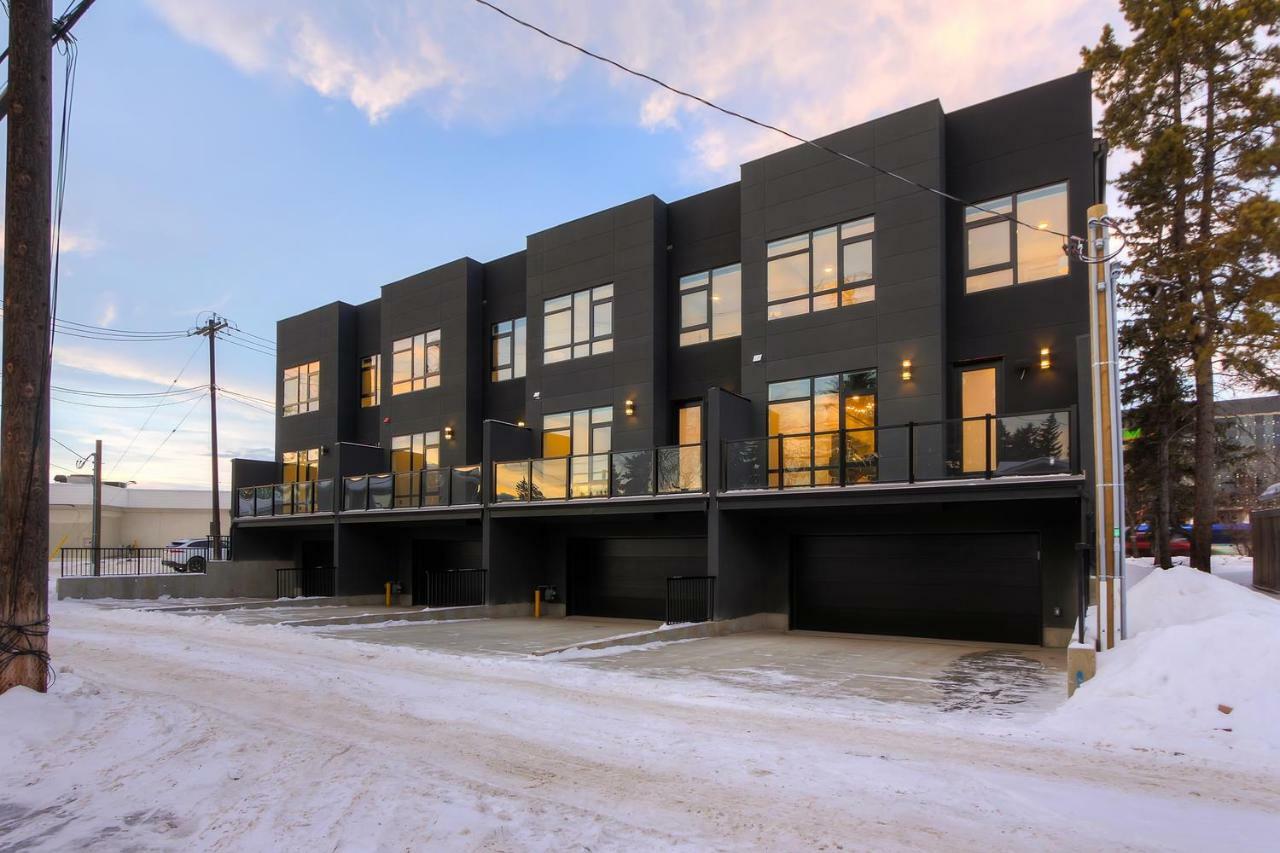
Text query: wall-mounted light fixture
516 419 526 428
443 425 454 440
532 391 541 400
1039 347 1052 370
901 359 912 382
624 399 636 417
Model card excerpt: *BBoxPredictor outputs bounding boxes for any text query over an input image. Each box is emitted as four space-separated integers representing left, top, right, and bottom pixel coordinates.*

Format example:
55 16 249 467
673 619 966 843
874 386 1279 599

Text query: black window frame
282 361 320 417
964 181 1069 295
543 284 613 365
678 263 742 347
360 353 380 408
490 316 527 382
390 329 441 396
765 369 878 487
766 216 877 320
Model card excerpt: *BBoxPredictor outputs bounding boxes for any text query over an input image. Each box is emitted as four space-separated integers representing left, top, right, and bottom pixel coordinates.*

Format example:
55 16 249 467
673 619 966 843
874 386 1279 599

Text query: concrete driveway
306 616 661 656
566 631 1067 717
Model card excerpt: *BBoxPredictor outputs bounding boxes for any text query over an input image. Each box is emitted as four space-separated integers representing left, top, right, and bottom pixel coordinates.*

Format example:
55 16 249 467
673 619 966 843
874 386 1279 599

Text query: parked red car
1127 529 1191 558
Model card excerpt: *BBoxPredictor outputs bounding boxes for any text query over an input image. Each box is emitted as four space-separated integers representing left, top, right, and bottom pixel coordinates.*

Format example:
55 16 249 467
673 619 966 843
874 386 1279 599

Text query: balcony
722 409 1076 492
493 444 704 503
341 465 482 512
236 479 335 517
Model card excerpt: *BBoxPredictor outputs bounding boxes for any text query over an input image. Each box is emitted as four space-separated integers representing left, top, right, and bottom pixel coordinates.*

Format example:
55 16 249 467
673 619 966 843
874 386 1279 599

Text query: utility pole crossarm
0 0 99 122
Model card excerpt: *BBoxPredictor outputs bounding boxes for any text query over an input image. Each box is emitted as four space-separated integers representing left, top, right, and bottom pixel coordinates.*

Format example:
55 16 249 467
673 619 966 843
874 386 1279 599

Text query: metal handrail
235 478 335 517
492 443 706 503
339 464 482 512
723 408 1075 491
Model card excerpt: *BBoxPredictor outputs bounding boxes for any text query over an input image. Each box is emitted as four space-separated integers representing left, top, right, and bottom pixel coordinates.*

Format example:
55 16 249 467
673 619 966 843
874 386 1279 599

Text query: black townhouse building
231 72 1103 648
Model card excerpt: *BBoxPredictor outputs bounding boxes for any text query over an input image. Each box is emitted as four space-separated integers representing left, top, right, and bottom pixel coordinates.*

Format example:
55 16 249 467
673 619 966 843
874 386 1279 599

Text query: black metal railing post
984 413 994 479
907 421 916 483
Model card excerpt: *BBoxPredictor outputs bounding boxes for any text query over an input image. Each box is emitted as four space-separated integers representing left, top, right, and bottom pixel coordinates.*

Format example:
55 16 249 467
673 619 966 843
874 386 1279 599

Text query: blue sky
12 0 1122 487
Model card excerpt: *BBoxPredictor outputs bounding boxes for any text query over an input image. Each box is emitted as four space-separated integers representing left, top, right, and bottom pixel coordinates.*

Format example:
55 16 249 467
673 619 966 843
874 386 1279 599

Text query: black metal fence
276 566 337 599
59 538 231 577
421 569 487 608
666 575 715 624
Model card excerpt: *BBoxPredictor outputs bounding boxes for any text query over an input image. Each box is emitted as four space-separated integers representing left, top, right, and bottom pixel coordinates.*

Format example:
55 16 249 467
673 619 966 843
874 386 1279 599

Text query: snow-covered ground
3 568 1279 851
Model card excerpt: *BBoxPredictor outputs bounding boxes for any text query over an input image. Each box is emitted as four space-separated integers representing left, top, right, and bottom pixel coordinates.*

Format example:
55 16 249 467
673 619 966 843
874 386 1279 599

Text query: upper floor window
767 217 876 320
491 317 527 382
391 329 440 395
966 182 1068 293
544 284 613 364
391 431 440 508
360 354 380 408
282 361 320 416
542 406 612 458
679 263 742 346
281 448 319 482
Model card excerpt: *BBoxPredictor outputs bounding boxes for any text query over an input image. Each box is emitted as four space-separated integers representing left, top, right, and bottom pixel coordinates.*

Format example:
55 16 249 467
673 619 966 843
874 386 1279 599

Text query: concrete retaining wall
56 560 292 601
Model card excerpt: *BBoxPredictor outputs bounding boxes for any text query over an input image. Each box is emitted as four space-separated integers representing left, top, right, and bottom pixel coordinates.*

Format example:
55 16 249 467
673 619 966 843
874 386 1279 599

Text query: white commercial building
50 476 230 554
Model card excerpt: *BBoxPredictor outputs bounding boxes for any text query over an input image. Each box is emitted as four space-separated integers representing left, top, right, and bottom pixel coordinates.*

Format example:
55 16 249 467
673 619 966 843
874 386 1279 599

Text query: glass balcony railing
722 409 1075 492
493 444 705 503
340 465 482 512
236 478 335 517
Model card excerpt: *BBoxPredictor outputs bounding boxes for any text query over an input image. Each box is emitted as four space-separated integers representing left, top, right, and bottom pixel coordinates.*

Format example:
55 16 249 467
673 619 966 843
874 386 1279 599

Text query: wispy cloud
148 0 1118 178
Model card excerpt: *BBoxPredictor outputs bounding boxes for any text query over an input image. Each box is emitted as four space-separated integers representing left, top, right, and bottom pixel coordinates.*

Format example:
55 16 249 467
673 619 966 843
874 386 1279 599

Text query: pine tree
1083 0 1280 571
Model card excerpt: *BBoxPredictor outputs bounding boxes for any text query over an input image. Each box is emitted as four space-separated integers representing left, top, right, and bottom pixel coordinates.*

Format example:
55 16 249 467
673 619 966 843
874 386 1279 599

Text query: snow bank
1050 567 1280 755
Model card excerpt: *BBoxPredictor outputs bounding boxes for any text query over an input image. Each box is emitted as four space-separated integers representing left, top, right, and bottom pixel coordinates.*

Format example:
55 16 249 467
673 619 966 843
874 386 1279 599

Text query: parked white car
162 538 220 573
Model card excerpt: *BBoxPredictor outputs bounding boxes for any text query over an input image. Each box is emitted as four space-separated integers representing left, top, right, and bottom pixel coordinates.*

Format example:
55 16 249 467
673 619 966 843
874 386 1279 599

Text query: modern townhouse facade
231 72 1103 647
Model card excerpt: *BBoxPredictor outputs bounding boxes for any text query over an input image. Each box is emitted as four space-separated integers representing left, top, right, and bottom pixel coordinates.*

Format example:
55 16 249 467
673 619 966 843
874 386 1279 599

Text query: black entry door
568 537 705 620
792 533 1041 644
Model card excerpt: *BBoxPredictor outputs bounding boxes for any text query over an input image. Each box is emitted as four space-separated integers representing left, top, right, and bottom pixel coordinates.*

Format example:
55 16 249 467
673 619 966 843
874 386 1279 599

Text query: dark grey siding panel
944 72 1093 419
354 298 382 446
482 251 529 426
525 196 668 452
568 536 706 620
739 100 947 434
378 258 484 466
275 302 359 479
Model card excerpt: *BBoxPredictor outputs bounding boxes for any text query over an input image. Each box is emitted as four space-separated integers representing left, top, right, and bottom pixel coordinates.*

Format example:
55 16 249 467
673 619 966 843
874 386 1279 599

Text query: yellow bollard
534 588 542 619
385 581 392 608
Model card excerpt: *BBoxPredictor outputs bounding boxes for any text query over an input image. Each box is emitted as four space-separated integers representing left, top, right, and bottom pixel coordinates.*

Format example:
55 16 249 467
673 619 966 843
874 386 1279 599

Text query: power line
50 436 87 463
225 323 275 347
51 391 209 409
468 0 1116 259
52 384 209 398
130 396 205 482
217 334 275 358
218 394 274 417
106 337 205 478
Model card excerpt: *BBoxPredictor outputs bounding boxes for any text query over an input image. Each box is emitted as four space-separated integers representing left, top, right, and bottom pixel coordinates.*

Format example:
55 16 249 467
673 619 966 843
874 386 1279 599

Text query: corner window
679 264 742 346
544 284 613 364
282 361 320 416
360 354 380 408
966 182 1068 293
281 448 319 482
767 217 876 320
391 329 441 395
491 317 527 382
766 370 877 487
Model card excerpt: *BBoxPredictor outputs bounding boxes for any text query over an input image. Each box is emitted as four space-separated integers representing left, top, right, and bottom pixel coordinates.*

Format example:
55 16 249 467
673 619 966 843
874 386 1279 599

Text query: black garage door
792 533 1041 644
569 537 705 620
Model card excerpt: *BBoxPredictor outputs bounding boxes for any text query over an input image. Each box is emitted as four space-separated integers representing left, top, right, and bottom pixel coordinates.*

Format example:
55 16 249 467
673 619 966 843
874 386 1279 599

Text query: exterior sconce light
1039 347 1052 370
901 359 912 382
625 399 636 417
516 419 526 428
444 426 454 440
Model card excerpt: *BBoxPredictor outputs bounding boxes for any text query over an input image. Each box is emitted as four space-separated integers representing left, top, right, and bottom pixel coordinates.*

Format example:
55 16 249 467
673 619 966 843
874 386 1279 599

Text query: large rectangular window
766 370 877 486
767 217 876 320
391 329 441 395
543 406 612 498
966 182 1068 293
679 263 742 346
282 361 320 416
543 284 613 364
281 448 320 483
360 354 380 408
391 431 440 507
490 317 527 382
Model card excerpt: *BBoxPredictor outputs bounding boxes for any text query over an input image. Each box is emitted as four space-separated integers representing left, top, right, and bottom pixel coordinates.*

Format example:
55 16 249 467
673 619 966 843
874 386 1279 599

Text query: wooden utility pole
194 316 228 560
1087 205 1127 649
91 439 102 576
0 0 54 695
